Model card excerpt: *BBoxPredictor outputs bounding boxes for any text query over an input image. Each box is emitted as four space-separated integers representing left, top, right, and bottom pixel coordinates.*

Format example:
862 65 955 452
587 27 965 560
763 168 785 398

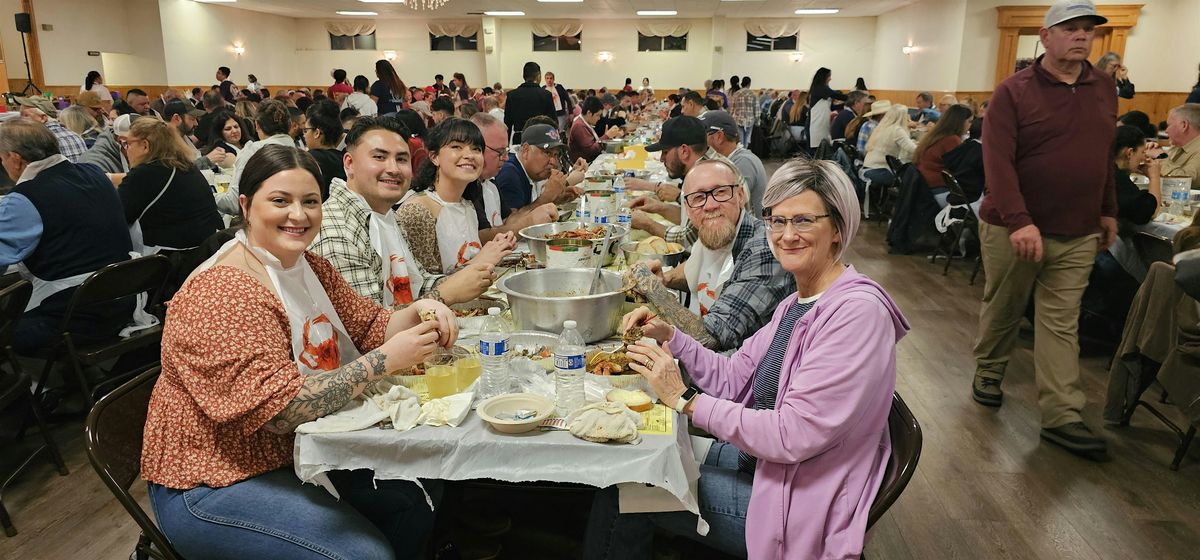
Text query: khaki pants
973 221 1099 428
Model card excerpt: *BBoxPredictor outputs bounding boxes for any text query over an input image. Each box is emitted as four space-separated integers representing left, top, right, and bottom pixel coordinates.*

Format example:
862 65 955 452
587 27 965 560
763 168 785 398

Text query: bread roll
606 388 653 412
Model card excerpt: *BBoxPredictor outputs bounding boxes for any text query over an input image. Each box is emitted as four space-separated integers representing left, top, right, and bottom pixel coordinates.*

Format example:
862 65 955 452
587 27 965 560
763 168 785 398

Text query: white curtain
743 20 802 38
326 22 377 37
635 21 691 37
531 20 583 37
426 21 480 38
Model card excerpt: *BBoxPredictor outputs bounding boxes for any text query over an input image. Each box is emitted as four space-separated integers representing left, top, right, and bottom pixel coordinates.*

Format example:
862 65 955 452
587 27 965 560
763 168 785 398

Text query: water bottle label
594 215 608 224
618 215 631 224
480 339 508 356
554 353 584 370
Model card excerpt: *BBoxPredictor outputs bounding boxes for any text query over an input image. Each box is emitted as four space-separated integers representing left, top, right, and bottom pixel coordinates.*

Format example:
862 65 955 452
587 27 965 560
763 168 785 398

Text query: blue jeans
148 468 439 560
739 125 753 148
583 441 751 560
931 186 950 208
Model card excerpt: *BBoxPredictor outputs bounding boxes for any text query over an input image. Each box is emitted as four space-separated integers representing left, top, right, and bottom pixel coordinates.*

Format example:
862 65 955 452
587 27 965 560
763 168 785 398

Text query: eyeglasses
485 144 508 159
762 213 831 233
683 184 737 208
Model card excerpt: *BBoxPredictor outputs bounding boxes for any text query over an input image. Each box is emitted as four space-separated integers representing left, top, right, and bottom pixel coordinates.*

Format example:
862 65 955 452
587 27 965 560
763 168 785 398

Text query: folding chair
866 392 923 531
1132 231 1174 268
29 255 171 411
928 170 979 276
85 367 183 559
0 279 69 537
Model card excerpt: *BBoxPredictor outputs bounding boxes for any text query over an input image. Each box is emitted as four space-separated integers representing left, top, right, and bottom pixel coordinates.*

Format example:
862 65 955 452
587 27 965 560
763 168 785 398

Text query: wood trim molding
993 4 1144 88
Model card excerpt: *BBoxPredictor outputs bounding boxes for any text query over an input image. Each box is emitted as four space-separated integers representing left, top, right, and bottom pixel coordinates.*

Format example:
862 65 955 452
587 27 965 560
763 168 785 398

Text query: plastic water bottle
618 206 632 229
478 307 511 399
613 175 627 208
554 320 586 415
593 205 609 225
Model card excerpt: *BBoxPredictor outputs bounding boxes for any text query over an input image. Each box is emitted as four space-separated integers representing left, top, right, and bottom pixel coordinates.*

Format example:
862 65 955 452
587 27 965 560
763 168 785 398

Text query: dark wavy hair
204 109 243 152
238 144 324 218
394 109 427 139
85 70 101 90
411 117 485 203
256 99 291 137
305 99 343 146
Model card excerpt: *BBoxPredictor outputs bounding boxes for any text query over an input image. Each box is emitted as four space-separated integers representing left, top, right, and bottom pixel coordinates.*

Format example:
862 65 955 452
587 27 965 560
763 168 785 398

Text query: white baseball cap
113 113 134 137
1044 0 1108 28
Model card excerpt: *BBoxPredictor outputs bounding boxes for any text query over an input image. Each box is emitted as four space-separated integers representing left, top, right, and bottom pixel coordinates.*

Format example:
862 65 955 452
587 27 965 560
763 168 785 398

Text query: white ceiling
201 0 917 20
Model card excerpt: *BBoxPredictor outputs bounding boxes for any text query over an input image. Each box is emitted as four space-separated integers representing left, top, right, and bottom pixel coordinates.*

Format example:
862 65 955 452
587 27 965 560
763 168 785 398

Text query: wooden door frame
993 4 1142 87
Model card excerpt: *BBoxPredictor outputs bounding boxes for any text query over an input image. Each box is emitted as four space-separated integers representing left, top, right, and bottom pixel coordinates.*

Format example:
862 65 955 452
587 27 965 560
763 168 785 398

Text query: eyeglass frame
484 143 508 159
683 184 739 208
761 211 831 233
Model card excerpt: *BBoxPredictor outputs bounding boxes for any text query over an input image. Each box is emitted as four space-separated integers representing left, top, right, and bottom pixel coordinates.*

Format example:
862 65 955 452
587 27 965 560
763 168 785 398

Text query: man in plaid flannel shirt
311 116 494 306
625 159 793 351
731 77 758 147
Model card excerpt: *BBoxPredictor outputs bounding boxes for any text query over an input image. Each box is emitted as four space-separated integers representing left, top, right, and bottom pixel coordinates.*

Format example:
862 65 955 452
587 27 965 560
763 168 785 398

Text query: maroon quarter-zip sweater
979 54 1118 236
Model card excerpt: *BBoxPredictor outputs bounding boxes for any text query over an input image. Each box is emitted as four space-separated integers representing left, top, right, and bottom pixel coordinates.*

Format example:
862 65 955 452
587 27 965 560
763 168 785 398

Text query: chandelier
406 0 451 10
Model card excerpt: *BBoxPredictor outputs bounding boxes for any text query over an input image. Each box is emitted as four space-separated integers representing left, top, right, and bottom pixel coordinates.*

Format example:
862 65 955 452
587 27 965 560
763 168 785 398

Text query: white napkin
417 392 474 427
565 401 645 444
295 379 422 434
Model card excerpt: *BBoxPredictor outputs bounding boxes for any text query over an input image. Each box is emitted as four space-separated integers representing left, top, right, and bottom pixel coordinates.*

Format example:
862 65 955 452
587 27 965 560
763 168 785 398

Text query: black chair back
0 280 31 354
60 255 172 326
1133 232 1174 267
815 139 833 160
867 392 923 529
885 155 904 178
842 142 863 163
940 170 970 207
85 367 183 560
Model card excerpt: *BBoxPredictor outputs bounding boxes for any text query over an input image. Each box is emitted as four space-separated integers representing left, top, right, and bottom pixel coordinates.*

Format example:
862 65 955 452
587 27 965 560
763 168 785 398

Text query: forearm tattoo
628 265 717 349
266 349 389 433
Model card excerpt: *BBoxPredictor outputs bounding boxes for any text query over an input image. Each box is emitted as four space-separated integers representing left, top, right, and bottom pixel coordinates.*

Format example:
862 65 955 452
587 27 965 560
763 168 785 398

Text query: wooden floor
2 191 1200 559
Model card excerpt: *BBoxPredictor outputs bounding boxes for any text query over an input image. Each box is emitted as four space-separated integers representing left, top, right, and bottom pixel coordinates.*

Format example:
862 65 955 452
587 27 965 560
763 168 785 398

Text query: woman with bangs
397 117 517 274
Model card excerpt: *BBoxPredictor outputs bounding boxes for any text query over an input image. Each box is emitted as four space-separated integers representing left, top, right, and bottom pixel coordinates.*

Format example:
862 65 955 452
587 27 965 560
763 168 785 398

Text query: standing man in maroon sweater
971 0 1118 458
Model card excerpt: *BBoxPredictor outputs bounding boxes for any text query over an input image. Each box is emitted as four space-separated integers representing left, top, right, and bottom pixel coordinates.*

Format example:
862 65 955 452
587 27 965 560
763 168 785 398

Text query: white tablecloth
294 408 707 533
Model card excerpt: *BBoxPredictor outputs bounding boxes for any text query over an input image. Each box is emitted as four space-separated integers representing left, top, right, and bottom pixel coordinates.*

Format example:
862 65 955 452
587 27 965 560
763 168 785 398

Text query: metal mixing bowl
497 268 627 343
619 241 686 268
519 222 629 267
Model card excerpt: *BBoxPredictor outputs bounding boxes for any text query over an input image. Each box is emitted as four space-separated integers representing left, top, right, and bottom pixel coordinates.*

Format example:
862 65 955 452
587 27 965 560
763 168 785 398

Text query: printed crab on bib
299 313 341 371
684 242 735 318
428 191 485 271
386 254 415 304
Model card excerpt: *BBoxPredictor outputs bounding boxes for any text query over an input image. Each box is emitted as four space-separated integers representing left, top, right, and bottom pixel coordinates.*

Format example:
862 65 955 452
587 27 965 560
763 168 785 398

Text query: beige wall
720 17 877 92
871 0 967 91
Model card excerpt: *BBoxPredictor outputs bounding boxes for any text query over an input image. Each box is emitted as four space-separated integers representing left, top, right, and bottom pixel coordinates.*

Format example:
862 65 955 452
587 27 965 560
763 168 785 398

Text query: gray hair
58 105 99 135
1095 52 1121 71
762 157 860 261
469 110 503 131
846 90 869 107
0 118 61 162
1171 103 1200 129
685 158 741 192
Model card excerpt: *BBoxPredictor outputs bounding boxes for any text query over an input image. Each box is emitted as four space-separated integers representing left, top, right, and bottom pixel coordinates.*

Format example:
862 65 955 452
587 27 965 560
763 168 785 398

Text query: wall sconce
788 51 805 63
232 44 245 56
901 44 917 55
383 50 397 61
597 51 613 63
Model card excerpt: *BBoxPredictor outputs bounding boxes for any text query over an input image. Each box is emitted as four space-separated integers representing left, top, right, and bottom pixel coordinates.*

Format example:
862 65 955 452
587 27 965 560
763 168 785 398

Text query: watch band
674 385 700 413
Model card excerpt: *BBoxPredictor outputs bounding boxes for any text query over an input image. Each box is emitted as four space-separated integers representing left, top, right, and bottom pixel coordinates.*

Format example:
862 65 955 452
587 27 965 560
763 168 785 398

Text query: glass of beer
424 350 459 399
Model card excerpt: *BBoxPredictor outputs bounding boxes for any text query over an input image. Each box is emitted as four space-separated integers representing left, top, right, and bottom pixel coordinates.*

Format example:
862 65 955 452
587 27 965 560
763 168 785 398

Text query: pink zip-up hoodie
670 264 910 559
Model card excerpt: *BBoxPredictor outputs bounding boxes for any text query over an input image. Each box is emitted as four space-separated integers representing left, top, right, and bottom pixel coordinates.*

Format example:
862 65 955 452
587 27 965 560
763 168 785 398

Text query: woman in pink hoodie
584 158 910 560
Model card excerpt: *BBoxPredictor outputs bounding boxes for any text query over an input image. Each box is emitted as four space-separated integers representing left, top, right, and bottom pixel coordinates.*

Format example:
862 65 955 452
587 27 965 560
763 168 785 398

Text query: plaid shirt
46 120 87 163
856 119 878 153
732 89 758 127
702 214 796 350
310 178 441 305
665 148 747 247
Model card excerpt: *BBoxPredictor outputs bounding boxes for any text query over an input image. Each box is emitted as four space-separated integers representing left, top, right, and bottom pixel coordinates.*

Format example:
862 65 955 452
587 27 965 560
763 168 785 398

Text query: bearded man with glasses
624 159 794 351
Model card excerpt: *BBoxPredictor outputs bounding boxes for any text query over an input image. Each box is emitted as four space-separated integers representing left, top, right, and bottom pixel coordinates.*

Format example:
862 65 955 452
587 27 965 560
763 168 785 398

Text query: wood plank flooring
2 176 1199 559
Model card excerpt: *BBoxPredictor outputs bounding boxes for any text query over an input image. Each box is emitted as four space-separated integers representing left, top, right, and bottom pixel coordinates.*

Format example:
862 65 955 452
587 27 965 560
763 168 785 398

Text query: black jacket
943 139 984 202
504 82 556 137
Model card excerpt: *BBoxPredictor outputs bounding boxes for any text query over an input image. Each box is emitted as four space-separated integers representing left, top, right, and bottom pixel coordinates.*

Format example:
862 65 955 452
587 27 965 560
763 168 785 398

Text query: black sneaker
972 375 1003 407
1041 422 1108 456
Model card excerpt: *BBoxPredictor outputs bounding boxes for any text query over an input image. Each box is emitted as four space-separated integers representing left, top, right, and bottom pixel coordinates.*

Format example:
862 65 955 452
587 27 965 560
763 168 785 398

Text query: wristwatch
674 385 701 413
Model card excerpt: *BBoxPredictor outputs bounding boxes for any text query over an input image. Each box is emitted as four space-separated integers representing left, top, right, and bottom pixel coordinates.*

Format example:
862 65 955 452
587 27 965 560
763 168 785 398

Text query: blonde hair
127 118 194 171
58 105 99 136
865 104 911 154
788 90 809 124
762 157 860 262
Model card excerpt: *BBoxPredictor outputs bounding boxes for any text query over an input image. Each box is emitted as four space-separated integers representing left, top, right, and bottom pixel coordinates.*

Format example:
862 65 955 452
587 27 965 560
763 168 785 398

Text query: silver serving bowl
619 241 686 268
602 140 625 154
450 298 508 332
518 222 629 267
497 268 627 343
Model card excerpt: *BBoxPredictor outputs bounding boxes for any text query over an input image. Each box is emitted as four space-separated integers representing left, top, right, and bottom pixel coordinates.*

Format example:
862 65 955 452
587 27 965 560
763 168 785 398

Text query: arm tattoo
265 349 387 434
644 283 718 349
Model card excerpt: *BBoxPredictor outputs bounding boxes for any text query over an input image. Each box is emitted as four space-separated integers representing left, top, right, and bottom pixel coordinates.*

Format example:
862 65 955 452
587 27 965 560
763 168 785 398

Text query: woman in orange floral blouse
141 144 457 560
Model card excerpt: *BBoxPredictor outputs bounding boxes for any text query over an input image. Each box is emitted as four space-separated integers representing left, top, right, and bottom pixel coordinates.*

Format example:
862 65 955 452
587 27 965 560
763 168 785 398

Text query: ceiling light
484 11 525 16
336 10 378 15
902 45 917 55
193 0 237 3
637 10 677 16
538 0 583 3
794 9 839 15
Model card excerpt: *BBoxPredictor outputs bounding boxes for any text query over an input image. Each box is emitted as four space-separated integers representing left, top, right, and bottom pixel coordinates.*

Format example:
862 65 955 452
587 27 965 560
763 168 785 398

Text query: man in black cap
493 123 580 216
163 100 227 169
503 62 557 142
625 115 744 248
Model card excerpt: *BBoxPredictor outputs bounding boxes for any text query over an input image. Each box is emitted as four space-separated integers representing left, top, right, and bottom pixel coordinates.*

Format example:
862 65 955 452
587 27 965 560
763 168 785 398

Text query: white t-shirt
82 84 111 102
342 92 378 116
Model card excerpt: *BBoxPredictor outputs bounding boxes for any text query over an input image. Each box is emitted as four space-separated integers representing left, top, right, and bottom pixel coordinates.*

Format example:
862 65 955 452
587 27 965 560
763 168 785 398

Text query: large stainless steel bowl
519 222 629 267
497 268 626 343
602 140 625 154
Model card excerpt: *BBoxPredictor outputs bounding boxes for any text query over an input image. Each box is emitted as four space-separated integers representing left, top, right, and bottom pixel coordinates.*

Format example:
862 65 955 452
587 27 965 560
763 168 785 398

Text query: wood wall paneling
993 4 1144 88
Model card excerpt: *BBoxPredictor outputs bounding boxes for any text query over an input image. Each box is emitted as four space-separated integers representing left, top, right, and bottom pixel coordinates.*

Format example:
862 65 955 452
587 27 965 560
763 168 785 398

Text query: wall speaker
14 13 31 33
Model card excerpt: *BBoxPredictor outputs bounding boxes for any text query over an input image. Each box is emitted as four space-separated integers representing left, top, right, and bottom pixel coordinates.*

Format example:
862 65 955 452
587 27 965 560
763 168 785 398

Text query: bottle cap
564 320 577 329
488 307 501 315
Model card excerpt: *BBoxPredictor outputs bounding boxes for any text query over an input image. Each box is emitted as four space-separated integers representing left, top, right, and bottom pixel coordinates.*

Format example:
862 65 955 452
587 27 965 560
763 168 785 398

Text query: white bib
684 239 735 317
195 232 361 376
369 209 424 306
427 191 483 272
480 179 504 228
